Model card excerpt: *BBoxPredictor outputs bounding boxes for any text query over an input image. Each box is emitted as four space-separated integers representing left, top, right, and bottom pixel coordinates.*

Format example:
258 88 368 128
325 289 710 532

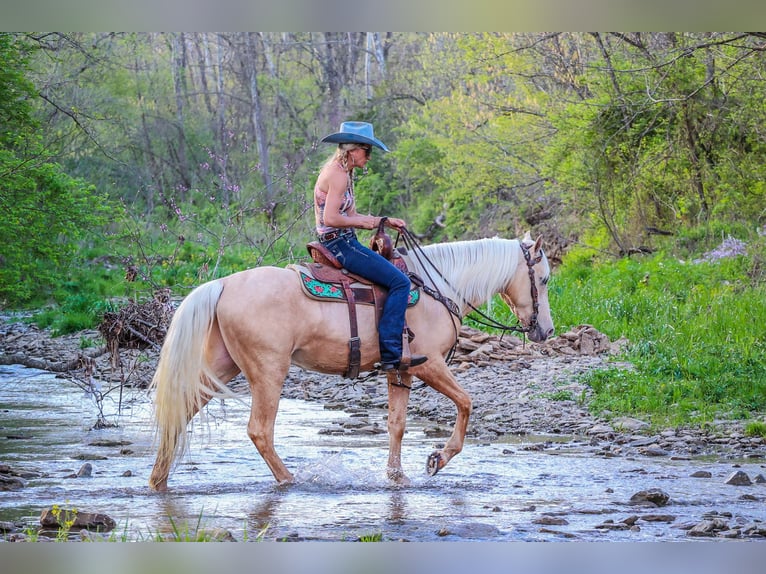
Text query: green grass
547 241 766 427
744 420 766 438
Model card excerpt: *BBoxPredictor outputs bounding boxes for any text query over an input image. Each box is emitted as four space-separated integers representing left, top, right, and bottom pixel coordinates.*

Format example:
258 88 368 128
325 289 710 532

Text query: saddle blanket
287 263 420 306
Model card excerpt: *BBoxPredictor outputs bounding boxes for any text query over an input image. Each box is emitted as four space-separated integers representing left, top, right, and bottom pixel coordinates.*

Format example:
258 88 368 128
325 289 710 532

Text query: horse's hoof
426 451 443 476
387 468 412 486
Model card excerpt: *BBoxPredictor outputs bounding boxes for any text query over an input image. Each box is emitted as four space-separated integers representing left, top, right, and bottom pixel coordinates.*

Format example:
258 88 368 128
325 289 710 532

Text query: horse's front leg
385 371 412 485
417 362 472 476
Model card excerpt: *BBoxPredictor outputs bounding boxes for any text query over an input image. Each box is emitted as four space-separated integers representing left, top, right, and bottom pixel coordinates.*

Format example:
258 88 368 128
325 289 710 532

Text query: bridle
398 229 544 338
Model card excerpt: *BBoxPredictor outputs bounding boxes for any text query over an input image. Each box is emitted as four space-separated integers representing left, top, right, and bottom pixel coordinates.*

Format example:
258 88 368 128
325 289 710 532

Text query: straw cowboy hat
321 121 390 152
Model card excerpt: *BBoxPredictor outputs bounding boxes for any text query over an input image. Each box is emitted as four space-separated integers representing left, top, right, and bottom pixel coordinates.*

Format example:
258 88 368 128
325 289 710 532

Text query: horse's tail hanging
148 279 232 490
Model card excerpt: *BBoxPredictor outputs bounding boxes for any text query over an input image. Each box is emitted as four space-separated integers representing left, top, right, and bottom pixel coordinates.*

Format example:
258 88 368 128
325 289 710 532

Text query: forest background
1 31 766 428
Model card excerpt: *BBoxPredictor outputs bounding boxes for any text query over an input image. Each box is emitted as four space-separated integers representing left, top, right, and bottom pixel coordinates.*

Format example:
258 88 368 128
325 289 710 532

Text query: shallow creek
1 365 765 541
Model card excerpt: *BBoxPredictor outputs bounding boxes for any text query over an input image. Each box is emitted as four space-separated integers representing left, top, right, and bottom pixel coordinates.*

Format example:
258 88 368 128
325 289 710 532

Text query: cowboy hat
321 121 390 152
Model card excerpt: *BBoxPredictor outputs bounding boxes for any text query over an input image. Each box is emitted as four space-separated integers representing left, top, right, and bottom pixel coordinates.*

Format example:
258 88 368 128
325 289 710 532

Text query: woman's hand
384 217 406 230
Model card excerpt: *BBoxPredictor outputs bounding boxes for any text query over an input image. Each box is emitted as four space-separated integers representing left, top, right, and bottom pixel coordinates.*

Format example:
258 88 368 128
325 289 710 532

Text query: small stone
691 470 712 478
629 488 670 506
533 515 569 525
76 463 92 478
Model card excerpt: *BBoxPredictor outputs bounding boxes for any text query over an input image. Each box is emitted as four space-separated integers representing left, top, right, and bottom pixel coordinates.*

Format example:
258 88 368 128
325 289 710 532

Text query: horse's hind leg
242 360 294 484
386 371 412 485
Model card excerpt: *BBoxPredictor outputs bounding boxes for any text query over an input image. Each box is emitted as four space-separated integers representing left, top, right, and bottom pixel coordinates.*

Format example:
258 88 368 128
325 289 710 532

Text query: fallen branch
0 347 108 372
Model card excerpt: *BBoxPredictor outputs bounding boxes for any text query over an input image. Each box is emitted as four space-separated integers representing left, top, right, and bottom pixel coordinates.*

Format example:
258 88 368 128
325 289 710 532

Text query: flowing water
1 364 765 542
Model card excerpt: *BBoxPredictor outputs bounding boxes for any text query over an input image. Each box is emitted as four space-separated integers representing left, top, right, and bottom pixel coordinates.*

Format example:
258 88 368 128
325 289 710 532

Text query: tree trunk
245 32 274 219
171 32 191 200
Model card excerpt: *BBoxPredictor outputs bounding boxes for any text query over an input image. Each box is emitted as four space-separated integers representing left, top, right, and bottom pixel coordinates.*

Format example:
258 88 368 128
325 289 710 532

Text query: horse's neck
417 238 520 312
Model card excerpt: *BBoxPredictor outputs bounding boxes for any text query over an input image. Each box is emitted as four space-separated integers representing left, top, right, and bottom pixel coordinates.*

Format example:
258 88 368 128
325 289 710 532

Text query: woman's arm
322 169 378 230
322 166 408 230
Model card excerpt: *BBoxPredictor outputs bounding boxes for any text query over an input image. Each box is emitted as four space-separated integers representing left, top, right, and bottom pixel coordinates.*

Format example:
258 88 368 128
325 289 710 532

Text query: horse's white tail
148 280 233 491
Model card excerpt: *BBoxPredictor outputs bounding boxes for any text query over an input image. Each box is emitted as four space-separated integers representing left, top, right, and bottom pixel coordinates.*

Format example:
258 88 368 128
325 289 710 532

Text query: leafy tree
0 33 113 305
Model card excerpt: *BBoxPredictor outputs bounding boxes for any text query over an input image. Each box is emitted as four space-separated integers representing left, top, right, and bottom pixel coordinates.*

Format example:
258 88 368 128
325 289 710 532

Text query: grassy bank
547 238 766 428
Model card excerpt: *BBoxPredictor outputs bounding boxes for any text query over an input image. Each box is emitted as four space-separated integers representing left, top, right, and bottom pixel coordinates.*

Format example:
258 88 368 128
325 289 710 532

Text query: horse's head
500 233 555 343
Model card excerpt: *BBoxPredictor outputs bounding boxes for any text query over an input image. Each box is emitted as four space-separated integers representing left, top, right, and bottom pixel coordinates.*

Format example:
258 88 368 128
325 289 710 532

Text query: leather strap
339 277 361 379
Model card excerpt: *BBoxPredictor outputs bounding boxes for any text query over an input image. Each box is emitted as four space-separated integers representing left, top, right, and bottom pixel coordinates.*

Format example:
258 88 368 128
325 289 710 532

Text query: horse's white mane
407 237 524 310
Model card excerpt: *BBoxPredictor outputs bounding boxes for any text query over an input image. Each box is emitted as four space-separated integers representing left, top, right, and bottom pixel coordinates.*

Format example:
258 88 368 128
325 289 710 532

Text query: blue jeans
322 233 410 365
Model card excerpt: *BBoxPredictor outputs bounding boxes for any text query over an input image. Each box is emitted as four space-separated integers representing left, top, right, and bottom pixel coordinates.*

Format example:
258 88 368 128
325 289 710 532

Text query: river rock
725 470 752 486
687 518 729 537
614 417 650 432
40 508 116 531
76 463 93 478
629 488 670 506
0 474 24 491
690 470 712 478
639 445 669 457
0 520 17 532
532 515 569 525
640 514 676 523
435 522 502 539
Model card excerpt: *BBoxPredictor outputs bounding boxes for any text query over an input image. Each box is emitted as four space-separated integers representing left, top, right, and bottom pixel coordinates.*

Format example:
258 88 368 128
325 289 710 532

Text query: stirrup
381 354 428 372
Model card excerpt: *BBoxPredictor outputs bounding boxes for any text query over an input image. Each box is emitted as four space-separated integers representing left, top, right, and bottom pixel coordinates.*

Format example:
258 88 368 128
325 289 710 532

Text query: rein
398 228 542 339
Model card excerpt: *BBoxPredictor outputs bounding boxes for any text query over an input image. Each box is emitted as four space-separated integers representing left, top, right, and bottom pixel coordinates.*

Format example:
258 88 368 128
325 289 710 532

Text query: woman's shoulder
319 162 348 190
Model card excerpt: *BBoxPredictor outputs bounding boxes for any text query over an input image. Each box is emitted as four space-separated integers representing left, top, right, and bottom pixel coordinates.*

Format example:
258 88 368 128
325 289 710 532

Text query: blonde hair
321 143 364 172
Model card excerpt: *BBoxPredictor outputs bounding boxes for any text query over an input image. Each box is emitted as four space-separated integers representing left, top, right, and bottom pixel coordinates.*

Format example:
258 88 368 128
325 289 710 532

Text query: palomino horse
148 234 553 491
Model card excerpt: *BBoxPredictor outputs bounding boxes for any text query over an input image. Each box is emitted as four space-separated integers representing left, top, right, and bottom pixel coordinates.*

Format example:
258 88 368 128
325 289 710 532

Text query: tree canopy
2 32 766 303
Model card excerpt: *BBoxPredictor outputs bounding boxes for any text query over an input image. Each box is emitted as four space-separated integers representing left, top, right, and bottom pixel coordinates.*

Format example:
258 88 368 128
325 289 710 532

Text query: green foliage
358 532 384 542
551 242 766 426
744 421 766 438
0 34 116 307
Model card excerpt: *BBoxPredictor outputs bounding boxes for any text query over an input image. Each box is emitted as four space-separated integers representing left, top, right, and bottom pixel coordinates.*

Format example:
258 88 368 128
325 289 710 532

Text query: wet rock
639 445 669 457
595 520 630 531
629 488 670 507
40 508 116 532
0 520 17 532
753 474 766 484
435 523 502 538
0 474 24 491
79 529 107 541
532 515 569 525
71 454 108 461
621 515 639 526
690 470 712 478
538 527 577 538
122 470 133 477
687 518 729 537
725 470 752 486
641 514 676 523
76 463 92 478
741 522 766 537
88 440 132 447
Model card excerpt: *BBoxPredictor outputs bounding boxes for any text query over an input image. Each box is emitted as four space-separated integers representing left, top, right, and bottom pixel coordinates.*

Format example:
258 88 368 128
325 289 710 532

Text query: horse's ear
534 235 544 252
522 230 533 242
